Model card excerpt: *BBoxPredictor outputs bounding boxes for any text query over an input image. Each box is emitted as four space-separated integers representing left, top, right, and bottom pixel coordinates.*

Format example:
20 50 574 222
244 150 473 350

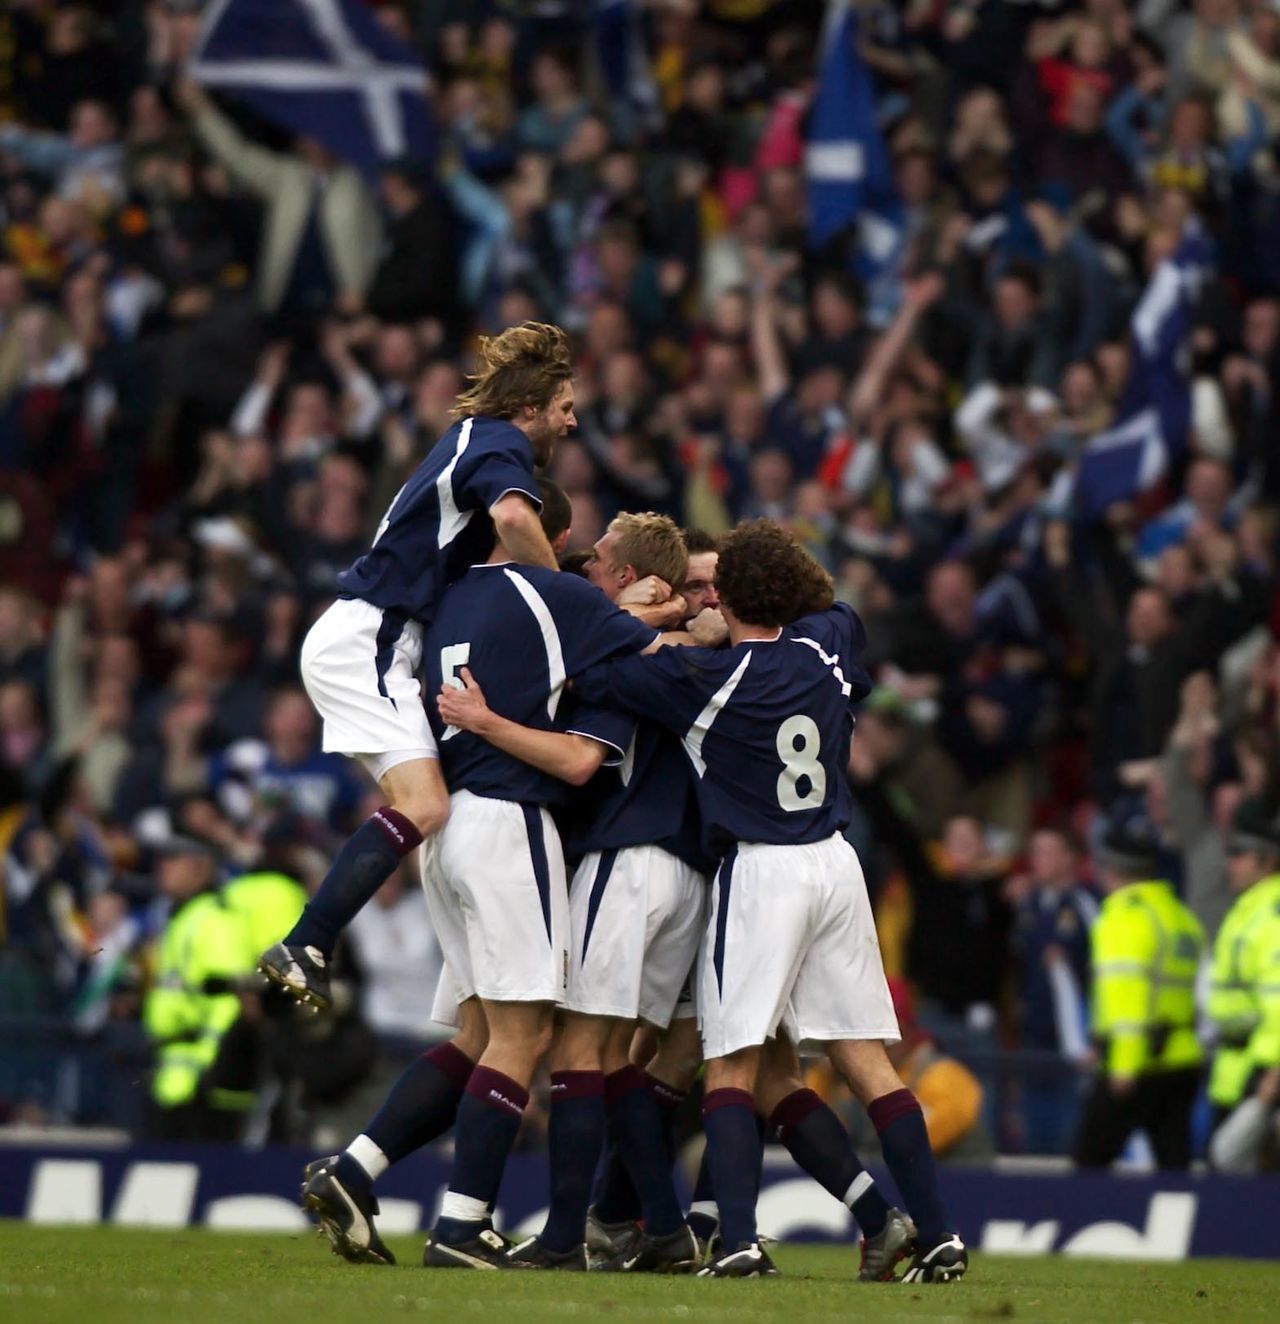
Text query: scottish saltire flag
806 1 905 322
1073 222 1211 519
190 0 433 181
594 0 660 135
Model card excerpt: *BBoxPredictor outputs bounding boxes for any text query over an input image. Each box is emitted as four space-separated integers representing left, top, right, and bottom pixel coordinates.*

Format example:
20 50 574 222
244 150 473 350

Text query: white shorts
698 833 899 1060
564 845 706 1028
421 790 570 1009
300 597 437 778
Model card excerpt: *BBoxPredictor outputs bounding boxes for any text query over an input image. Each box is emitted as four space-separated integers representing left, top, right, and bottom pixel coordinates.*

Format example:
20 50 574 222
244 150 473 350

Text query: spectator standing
1011 828 1097 1155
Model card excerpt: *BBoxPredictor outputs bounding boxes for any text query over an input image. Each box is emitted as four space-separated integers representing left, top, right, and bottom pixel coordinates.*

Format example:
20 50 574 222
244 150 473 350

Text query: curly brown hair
450 321 573 420
716 519 834 627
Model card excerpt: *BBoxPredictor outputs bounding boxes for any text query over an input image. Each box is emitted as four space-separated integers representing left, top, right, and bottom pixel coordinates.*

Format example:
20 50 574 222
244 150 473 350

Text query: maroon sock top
371 806 424 853
465 1065 529 1116
645 1073 687 1109
867 1087 921 1134
424 1040 474 1091
604 1063 647 1106
702 1086 757 1116
767 1087 825 1138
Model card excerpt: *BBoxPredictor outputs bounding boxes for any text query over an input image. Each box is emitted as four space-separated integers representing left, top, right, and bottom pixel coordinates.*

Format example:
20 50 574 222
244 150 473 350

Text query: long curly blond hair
450 321 573 421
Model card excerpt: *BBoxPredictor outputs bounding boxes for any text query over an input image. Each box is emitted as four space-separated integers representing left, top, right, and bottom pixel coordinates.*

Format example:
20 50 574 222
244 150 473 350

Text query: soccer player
679 527 721 618
299 482 654 1264
574 520 968 1281
419 502 687 1269
260 323 575 1009
438 512 707 1271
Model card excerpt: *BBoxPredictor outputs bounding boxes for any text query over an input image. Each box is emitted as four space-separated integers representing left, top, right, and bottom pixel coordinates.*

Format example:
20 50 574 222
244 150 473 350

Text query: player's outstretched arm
490 492 558 570
437 668 608 786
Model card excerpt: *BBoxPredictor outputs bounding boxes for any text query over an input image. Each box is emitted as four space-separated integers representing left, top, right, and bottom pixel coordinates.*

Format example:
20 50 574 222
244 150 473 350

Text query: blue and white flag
805 1 905 322
1073 223 1210 519
190 0 433 181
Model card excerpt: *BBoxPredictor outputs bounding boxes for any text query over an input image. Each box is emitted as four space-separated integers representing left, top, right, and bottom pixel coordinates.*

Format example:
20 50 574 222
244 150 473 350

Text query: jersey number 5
776 714 826 811
439 642 471 742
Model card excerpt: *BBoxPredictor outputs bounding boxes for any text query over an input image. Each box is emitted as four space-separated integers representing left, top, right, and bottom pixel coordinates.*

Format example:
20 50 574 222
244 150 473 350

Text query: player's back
424 563 656 806
337 416 539 623
574 603 871 857
695 608 868 851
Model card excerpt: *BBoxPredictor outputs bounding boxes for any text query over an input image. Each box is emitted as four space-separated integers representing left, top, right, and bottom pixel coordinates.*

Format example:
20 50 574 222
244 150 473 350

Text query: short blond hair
607 512 689 589
451 321 573 420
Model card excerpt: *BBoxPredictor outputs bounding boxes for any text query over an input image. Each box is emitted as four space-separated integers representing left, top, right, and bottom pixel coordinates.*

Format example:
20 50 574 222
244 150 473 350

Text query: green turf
1 1225 1277 1324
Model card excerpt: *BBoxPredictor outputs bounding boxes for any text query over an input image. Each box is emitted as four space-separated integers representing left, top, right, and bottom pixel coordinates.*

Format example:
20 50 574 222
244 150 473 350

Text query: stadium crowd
1 0 1279 1165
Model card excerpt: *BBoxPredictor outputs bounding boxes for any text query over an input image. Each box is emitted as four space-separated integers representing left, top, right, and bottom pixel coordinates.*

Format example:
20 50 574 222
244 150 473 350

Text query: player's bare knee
393 791 448 837
550 1012 607 1072
452 1000 489 1061
829 1038 903 1106
706 1044 760 1094
489 1003 554 1060
754 1064 804 1118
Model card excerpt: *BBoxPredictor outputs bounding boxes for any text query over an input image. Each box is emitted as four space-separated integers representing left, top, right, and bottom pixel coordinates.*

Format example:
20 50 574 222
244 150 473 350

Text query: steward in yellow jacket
1206 799 1280 1171
143 834 257 1140
1072 822 1204 1170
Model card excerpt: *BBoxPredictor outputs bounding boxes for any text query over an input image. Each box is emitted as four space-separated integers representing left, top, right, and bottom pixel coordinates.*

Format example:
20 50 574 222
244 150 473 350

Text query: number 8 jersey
574 604 872 859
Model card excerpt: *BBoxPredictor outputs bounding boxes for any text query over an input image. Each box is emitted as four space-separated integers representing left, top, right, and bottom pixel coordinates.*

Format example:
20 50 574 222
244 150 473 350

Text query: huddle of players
261 323 968 1282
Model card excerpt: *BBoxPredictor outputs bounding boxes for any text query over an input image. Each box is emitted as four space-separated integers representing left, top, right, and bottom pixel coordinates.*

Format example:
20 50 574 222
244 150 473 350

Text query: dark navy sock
591 1137 640 1224
605 1066 685 1237
593 1072 685 1223
702 1088 761 1250
686 1151 717 1240
540 1071 606 1253
285 807 422 955
365 1041 473 1164
434 1066 527 1245
646 1072 687 1157
770 1088 888 1238
869 1088 950 1246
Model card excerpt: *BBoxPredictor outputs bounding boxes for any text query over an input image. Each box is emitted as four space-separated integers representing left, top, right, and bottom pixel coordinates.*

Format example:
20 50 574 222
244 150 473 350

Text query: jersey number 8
776 714 826 812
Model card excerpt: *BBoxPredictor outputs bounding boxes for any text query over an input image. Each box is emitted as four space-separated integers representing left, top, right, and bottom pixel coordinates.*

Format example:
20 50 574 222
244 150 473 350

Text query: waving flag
190 0 434 181
1073 223 1211 519
805 1 905 323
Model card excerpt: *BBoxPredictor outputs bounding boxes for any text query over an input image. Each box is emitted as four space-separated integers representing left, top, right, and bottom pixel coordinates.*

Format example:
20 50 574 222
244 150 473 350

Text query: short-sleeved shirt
561 715 712 875
337 416 540 624
424 564 658 806
574 604 872 858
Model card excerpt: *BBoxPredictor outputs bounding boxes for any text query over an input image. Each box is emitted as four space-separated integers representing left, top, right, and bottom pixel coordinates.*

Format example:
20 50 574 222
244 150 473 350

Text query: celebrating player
438 513 707 1271
575 520 969 1281
260 323 575 1010
416 498 687 1268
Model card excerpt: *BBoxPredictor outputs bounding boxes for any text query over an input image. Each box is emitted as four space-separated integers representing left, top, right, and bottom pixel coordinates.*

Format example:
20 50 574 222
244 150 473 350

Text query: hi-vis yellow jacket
142 891 253 1110
1207 875 1280 1107
1091 881 1205 1079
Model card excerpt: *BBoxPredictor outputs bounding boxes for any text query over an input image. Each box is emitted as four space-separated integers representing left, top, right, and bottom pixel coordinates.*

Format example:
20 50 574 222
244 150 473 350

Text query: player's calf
428 1000 553 1259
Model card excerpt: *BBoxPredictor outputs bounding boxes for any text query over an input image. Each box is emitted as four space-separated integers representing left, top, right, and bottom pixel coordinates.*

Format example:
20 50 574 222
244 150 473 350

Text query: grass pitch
1 1225 1277 1324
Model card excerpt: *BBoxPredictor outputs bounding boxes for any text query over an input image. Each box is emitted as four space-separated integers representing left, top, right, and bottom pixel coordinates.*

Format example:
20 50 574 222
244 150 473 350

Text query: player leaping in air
259 323 575 1010
574 520 969 1282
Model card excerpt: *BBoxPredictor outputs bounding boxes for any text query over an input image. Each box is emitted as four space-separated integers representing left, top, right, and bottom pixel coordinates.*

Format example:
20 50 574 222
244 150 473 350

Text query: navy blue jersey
562 712 712 874
424 564 658 806
337 416 540 623
575 604 872 857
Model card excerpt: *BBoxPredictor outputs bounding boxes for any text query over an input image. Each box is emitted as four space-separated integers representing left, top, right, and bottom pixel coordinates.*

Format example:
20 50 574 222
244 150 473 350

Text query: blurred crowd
2 0 1280 1157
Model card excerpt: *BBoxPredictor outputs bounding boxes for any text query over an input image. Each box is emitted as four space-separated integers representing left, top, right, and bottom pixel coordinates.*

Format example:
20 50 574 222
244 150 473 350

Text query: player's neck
727 620 783 645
